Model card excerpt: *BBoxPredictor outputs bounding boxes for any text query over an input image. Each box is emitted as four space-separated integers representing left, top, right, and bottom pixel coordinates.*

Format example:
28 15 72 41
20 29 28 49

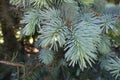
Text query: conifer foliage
10 0 120 79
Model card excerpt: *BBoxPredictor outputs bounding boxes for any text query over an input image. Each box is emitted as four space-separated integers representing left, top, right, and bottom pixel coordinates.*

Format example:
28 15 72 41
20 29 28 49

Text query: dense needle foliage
8 0 120 80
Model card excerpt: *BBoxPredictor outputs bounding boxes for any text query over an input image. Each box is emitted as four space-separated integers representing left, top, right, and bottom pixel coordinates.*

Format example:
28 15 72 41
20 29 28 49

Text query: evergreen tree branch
0 60 25 67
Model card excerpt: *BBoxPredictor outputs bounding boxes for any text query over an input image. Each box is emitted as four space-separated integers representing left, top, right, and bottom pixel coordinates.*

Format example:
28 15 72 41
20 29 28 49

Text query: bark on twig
0 61 24 67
